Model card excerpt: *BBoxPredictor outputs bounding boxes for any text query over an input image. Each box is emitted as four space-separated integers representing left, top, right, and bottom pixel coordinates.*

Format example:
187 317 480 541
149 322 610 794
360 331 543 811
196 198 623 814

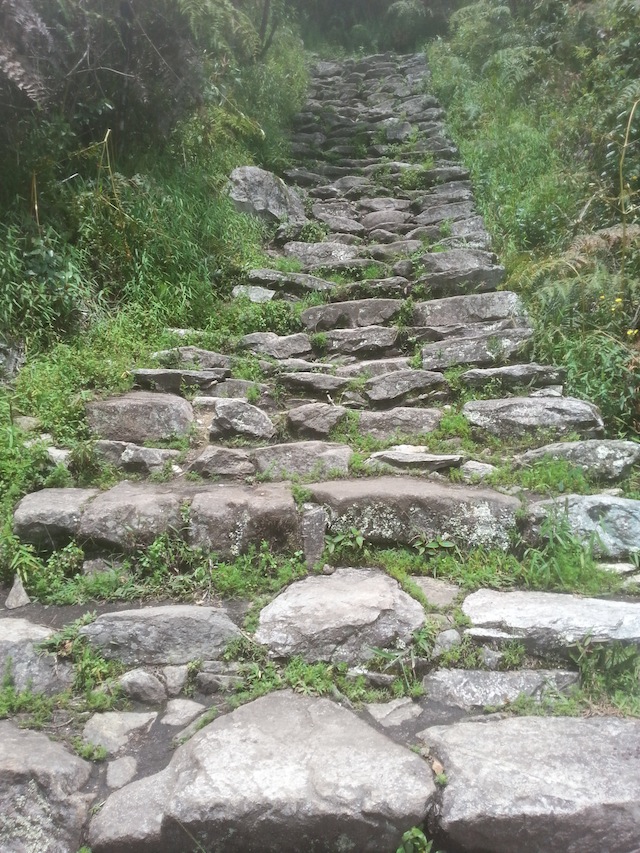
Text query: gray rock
421 329 533 370
162 665 189 697
415 200 475 226
415 248 504 295
410 577 460 608
94 441 181 475
117 669 167 704
365 369 449 406
283 240 359 267
300 298 402 331
0 617 73 694
365 239 423 261
4 575 30 609
231 284 276 302
0 721 91 853
79 482 185 550
0 338 24 382
308 476 519 550
463 397 604 439
459 460 497 482
13 487 98 550
228 166 307 225
190 446 255 478
89 691 435 853
79 606 240 665
325 326 399 356
358 407 443 440
106 756 138 789
365 697 422 728
247 269 335 294
528 493 640 559
83 711 157 756
516 440 640 482
461 362 565 390
161 699 206 727
422 669 578 709
238 331 312 360
361 209 410 231
301 504 327 568
152 346 233 370
86 392 194 443
432 629 462 657
250 441 352 479
463 588 640 652
412 290 527 328
419 716 640 853
188 483 300 557
367 447 463 473
287 402 347 438
335 356 411 378
255 568 425 663
208 398 276 441
132 368 227 395
278 372 349 395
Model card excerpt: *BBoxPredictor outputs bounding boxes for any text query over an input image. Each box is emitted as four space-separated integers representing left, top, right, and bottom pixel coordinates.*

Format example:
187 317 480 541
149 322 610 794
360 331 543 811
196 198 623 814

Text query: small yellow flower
627 329 638 337
599 294 605 300
615 297 623 303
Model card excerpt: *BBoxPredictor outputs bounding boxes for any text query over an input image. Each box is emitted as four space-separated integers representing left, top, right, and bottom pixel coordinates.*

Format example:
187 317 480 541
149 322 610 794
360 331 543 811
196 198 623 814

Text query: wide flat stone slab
278 372 349 395
86 391 193 443
421 329 533 370
422 669 578 709
528 493 640 559
461 362 565 390
516 439 640 481
284 240 359 267
83 711 157 756
0 722 91 853
415 248 504 295
13 487 98 549
462 589 640 652
358 407 443 440
300 298 402 330
79 605 240 665
419 716 640 853
250 441 352 479
207 397 276 441
463 397 604 439
152 346 233 370
255 567 425 663
132 368 228 395
412 291 526 327
247 269 335 294
188 483 300 557
287 402 347 437
365 369 449 406
238 331 312 360
89 691 435 853
229 166 307 225
325 326 399 356
308 477 519 549
0 617 73 694
367 447 463 473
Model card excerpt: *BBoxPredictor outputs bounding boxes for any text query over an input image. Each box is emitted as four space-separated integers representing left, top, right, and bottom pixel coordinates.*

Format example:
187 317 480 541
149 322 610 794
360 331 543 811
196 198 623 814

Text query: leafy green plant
396 827 440 853
325 526 365 559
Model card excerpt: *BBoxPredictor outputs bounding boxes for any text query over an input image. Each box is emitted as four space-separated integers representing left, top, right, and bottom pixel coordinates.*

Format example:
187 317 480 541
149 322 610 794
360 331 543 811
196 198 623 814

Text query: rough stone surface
208 398 276 441
79 482 185 551
413 291 526 327
528 493 640 559
247 268 335 294
415 248 504 294
132 367 227 394
410 577 460 608
79 606 241 665
287 402 347 438
0 721 92 853
421 329 533 370
161 699 206 727
461 362 565 390
300 298 402 330
255 568 425 663
325 326 399 356
278 371 349 395
283 240 359 267
367 448 462 473
250 441 352 479
0 617 73 694
117 669 167 704
162 665 189 697
365 697 423 728
308 477 519 550
463 397 604 439
88 691 436 853
422 669 578 708
5 575 31 609
106 756 138 789
94 440 181 475
516 439 640 482
358 407 443 440
229 166 307 225
86 392 194 443
463 589 640 652
365 369 448 406
188 483 300 556
419 716 640 853
190 446 255 478
152 346 233 370
239 331 312 360
83 711 157 756
13 487 98 550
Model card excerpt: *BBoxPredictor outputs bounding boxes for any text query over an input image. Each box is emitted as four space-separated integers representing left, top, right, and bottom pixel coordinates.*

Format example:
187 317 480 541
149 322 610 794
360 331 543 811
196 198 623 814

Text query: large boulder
419 716 640 853
13 487 98 550
89 691 435 853
516 439 640 482
250 441 352 479
463 397 604 439
412 291 527 328
79 605 241 665
254 568 425 662
86 392 194 443
307 477 519 550
228 166 307 225
207 398 276 441
0 722 92 853
0 617 73 694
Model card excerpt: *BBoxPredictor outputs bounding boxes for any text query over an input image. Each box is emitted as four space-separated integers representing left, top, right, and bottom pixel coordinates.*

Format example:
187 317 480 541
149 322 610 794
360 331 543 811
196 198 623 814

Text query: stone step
190 441 353 481
86 392 193 443
421 328 534 370
463 396 605 439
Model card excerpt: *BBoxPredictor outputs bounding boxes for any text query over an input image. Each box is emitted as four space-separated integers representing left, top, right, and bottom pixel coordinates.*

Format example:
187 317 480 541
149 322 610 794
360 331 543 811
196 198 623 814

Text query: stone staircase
3 52 640 853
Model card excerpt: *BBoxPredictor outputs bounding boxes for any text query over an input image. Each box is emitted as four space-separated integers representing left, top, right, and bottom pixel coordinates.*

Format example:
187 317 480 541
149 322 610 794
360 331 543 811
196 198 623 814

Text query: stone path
3 52 640 853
